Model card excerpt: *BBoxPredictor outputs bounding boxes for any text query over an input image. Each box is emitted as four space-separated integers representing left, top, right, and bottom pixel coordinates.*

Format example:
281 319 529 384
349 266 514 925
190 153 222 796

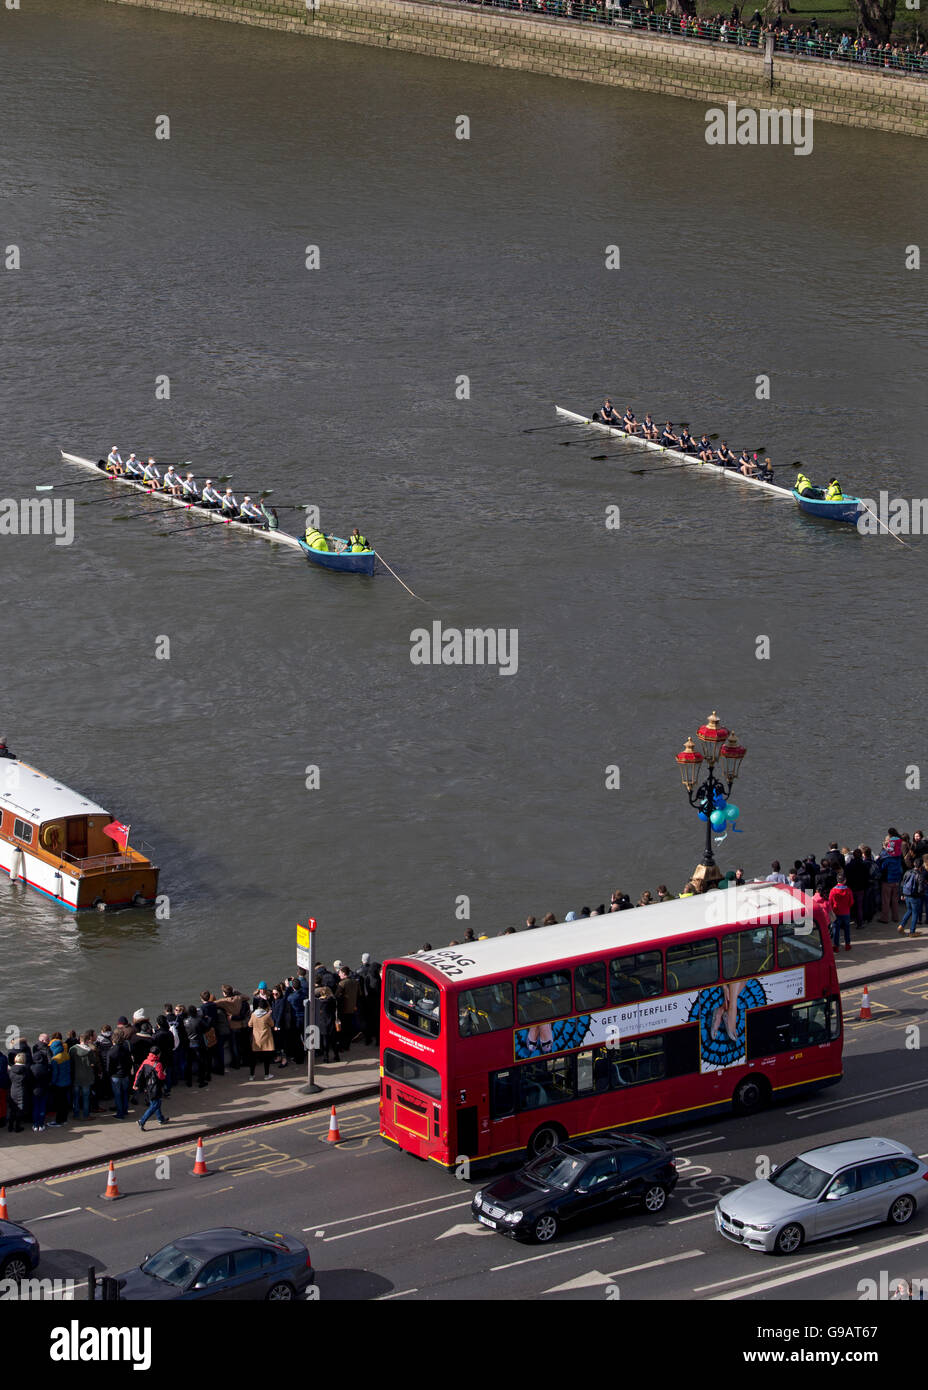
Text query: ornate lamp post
675 712 747 890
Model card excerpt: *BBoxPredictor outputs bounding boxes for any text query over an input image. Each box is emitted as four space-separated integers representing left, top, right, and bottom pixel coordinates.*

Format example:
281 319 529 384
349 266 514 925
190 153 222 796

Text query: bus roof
394 884 813 986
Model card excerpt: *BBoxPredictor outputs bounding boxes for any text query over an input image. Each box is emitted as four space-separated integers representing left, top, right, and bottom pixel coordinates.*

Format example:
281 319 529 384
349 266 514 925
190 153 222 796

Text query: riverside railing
455 0 928 78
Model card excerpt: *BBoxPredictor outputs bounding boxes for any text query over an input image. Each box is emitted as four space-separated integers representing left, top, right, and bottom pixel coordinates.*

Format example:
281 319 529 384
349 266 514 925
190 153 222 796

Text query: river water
2 0 926 1033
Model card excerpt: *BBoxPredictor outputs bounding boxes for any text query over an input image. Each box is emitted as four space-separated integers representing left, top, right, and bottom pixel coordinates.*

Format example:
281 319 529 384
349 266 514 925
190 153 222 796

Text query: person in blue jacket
48 1038 71 1126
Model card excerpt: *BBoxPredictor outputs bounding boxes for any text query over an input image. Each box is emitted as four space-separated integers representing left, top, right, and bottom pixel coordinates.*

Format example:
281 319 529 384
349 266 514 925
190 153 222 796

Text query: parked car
472 1132 677 1243
0 1219 40 1280
99 1228 314 1300
715 1136 928 1255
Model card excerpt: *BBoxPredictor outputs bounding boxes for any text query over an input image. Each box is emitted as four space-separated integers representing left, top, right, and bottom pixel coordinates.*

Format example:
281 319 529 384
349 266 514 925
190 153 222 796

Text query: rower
739 452 758 477
678 428 696 453
715 440 735 467
697 434 714 462
106 446 124 474
795 470 816 497
597 398 620 425
219 488 238 516
758 456 775 483
142 457 161 488
304 526 330 552
181 472 199 501
348 527 369 551
124 452 144 478
200 480 221 509
642 414 659 440
162 465 183 495
239 496 264 525
824 477 844 500
660 421 679 447
0 737 15 761
622 408 640 435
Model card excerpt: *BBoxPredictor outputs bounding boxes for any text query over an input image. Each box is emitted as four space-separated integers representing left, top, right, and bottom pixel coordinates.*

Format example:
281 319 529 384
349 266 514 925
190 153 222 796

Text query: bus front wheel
526 1122 566 1161
732 1075 769 1116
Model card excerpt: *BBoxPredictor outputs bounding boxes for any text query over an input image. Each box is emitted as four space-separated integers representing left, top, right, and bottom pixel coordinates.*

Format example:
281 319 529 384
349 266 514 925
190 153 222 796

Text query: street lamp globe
697 710 729 766
675 736 704 792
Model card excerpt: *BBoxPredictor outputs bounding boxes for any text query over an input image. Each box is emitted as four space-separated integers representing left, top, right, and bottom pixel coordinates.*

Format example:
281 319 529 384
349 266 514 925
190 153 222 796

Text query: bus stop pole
301 918 322 1094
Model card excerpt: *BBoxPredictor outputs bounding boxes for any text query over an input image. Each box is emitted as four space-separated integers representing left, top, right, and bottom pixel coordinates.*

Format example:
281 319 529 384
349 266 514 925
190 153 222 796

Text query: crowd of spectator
0 957 382 1138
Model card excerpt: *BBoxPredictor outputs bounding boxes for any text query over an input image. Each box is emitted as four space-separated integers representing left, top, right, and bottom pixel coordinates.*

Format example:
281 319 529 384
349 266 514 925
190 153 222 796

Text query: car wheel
532 1213 559 1244
266 1281 295 1301
641 1183 668 1214
732 1075 768 1116
888 1194 916 1226
774 1223 804 1255
526 1122 565 1160
0 1255 30 1280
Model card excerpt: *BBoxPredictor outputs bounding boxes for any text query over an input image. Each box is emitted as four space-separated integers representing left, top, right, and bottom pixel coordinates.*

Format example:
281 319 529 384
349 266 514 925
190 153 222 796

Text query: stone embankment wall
107 0 928 138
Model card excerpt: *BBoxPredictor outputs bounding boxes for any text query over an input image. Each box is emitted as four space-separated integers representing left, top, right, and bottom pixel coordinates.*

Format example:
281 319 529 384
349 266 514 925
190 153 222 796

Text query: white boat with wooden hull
555 407 793 500
60 452 304 550
0 761 158 911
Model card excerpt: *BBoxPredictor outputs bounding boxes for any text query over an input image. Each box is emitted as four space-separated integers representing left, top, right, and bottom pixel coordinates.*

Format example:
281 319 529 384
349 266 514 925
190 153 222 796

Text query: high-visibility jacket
824 480 843 500
305 528 329 552
349 533 369 550
795 473 814 496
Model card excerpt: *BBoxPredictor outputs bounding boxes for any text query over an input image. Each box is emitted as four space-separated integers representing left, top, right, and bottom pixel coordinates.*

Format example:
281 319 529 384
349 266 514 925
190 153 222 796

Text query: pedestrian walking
134 1047 170 1130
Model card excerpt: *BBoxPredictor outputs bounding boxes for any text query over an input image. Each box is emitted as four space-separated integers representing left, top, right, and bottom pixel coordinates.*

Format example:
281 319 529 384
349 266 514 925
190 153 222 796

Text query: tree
854 0 897 39
665 0 697 15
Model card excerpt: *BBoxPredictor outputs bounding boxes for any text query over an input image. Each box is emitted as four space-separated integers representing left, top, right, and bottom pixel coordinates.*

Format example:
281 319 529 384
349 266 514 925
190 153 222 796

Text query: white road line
668 1210 715 1224
376 1288 419 1300
322 1200 470 1241
544 1248 704 1292
671 1138 726 1153
26 1207 83 1222
694 1245 860 1291
671 1131 714 1146
490 1235 615 1271
787 1077 928 1118
713 1231 928 1299
302 1190 466 1233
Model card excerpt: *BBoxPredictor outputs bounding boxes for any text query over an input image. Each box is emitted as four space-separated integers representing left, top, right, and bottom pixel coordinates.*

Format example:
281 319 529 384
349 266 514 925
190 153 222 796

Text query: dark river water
2 0 927 1032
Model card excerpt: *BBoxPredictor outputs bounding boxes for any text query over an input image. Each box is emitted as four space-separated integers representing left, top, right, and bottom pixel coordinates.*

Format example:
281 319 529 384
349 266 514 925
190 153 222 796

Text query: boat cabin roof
0 761 109 825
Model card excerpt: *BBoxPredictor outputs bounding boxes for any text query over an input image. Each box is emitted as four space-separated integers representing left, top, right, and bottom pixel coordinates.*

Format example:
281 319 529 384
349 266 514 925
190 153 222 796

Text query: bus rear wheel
732 1075 769 1116
526 1122 566 1161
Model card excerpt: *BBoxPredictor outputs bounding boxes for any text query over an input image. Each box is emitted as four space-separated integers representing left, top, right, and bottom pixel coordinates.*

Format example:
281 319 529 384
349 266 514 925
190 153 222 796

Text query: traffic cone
325 1105 342 1143
191 1137 210 1177
101 1161 121 1200
0 1187 8 1220
859 985 872 1021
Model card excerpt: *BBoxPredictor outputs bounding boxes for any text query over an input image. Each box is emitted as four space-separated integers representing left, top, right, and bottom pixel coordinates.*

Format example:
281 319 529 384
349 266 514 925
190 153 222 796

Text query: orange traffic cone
101 1161 121 1200
859 985 872 1020
325 1105 342 1143
0 1187 8 1220
191 1137 210 1177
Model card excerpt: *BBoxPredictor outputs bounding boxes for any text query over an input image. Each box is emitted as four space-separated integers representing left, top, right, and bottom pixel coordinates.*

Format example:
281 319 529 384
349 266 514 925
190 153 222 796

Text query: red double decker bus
379 884 843 1171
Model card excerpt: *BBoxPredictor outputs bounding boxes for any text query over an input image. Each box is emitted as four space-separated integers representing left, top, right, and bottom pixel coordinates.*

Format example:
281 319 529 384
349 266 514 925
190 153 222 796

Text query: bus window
382 1048 442 1100
490 1069 515 1118
575 962 607 1010
722 926 774 980
777 919 823 967
518 1057 575 1111
517 972 572 1025
457 983 513 1037
666 939 718 991
609 1037 665 1087
385 966 441 1037
609 951 662 1004
790 1000 829 1047
663 1024 699 1078
577 1047 611 1095
747 1003 793 1058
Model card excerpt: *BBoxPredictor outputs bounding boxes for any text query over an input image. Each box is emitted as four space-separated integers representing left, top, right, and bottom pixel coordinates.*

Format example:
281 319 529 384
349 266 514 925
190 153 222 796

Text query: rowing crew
105 448 266 524
591 403 775 483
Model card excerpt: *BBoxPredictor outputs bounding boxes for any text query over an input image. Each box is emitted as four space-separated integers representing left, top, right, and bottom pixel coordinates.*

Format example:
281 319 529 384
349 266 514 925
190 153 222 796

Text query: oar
155 516 240 537
113 490 274 522
373 551 423 601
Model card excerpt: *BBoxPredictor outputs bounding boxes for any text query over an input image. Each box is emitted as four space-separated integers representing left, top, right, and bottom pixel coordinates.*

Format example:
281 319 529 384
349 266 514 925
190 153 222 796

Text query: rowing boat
554 407 793 499
791 490 863 525
298 538 376 575
60 452 305 550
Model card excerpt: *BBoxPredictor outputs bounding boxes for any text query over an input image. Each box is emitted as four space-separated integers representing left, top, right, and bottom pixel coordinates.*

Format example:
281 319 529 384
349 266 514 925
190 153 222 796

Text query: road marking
26 1207 83 1222
668 1210 715 1224
490 1236 615 1272
713 1231 928 1299
323 1200 470 1241
694 1244 860 1290
377 1288 418 1300
671 1137 726 1153
543 1248 703 1292
435 1221 493 1240
84 1205 119 1222
202 1185 235 1196
787 1077 928 1118
302 1190 468 1233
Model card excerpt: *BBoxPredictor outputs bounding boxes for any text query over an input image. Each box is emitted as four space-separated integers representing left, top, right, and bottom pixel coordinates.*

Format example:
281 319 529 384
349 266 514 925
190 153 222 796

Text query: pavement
1 917 922 1191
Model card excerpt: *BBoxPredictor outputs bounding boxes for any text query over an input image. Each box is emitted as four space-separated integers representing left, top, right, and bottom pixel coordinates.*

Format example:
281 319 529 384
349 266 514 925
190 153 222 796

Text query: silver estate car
715 1137 928 1255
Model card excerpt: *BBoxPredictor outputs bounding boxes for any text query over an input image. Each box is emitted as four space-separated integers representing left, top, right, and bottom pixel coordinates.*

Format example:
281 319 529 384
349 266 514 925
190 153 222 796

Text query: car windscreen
769 1157 830 1199
141 1244 205 1287
527 1155 584 1190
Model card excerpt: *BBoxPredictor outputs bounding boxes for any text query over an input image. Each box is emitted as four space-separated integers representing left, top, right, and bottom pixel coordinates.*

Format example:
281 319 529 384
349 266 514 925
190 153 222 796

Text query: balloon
725 804 740 821
710 809 727 831
713 792 727 807
698 811 708 821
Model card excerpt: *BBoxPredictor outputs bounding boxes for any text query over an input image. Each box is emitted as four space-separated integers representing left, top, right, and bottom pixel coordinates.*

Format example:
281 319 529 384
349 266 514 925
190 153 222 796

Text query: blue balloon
725 804 740 821
698 811 708 821
710 809 727 831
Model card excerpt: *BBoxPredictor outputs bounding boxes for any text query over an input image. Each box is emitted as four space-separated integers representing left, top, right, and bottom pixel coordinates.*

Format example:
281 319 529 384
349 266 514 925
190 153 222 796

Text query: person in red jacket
828 872 854 952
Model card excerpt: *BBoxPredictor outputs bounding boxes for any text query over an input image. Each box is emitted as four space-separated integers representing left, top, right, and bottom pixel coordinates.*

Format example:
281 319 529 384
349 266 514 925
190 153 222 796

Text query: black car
98 1228 315 1301
472 1133 677 1243
0 1219 40 1280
